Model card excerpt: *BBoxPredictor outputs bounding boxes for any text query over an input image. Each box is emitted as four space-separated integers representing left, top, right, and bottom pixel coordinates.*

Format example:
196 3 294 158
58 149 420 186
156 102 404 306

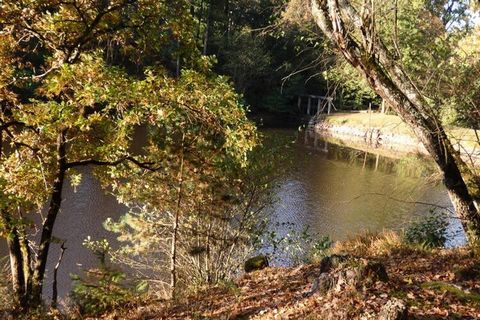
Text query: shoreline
313 113 480 166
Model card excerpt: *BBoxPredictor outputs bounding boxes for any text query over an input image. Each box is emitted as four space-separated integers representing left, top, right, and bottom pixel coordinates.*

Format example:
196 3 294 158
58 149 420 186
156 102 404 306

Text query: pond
267 128 464 247
0 127 464 304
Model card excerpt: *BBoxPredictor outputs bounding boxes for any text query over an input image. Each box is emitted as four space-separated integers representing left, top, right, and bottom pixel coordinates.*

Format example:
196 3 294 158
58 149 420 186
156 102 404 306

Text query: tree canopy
0 0 256 308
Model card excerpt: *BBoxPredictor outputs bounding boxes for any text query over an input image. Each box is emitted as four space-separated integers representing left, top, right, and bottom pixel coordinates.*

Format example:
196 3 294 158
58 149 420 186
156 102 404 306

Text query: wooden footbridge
297 94 337 116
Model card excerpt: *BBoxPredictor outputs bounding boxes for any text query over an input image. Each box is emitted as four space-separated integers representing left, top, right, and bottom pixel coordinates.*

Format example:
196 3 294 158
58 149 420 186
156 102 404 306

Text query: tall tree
0 0 255 309
307 0 480 242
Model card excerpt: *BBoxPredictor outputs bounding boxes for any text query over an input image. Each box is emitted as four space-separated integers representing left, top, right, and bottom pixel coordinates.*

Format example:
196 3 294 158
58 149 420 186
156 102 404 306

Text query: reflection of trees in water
394 156 438 180
261 128 458 246
301 130 437 179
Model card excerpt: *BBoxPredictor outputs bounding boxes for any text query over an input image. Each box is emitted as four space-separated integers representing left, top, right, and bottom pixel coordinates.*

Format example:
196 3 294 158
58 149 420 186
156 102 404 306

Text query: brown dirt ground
103 247 480 319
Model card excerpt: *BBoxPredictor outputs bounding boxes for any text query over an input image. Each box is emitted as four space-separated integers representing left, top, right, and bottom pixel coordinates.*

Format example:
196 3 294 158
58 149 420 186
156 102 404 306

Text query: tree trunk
170 137 185 299
51 242 66 309
3 219 26 304
310 0 480 242
203 1 212 55
0 129 29 306
224 0 230 46
30 129 67 305
196 0 205 44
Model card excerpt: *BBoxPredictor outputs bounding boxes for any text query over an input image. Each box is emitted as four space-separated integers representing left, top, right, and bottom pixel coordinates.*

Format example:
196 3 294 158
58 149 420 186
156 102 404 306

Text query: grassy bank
319 113 480 161
322 113 414 137
322 113 479 145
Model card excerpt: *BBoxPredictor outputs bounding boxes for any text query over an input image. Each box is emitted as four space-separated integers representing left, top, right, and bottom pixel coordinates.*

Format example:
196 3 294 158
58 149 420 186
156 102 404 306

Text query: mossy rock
422 281 480 303
312 256 388 295
244 255 269 273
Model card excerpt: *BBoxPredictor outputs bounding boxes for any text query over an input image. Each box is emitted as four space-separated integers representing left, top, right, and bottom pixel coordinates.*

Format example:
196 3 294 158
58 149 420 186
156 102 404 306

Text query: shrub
310 236 334 261
404 211 449 248
262 223 332 265
70 237 145 316
70 267 135 316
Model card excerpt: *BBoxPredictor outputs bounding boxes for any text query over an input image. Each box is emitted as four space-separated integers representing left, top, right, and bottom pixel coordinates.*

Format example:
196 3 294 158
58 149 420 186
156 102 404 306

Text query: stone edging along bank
313 113 480 166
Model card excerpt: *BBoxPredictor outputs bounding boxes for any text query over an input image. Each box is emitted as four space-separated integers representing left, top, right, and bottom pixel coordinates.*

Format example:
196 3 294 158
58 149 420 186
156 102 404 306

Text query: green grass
447 126 480 150
324 113 415 137
324 112 479 155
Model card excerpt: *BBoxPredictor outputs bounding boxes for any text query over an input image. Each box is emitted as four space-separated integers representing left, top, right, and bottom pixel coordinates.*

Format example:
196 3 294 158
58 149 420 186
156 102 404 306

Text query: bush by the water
70 237 145 316
404 211 449 248
262 223 333 265
70 268 134 316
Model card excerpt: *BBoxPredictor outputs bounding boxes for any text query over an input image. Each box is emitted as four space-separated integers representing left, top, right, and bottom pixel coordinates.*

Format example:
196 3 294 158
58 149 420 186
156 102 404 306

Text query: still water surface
267 129 463 246
0 128 463 302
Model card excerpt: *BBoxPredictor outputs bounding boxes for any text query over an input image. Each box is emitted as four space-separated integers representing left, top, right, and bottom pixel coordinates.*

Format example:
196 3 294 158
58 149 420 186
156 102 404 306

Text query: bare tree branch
66 156 161 171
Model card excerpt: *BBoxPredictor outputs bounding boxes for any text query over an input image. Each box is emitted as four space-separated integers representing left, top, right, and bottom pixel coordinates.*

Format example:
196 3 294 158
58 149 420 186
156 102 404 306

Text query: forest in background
196 0 480 127
190 0 376 115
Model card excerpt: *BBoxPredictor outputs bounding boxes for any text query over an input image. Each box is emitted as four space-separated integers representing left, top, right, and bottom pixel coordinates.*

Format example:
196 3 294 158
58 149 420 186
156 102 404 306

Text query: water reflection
0 167 127 305
269 129 465 247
